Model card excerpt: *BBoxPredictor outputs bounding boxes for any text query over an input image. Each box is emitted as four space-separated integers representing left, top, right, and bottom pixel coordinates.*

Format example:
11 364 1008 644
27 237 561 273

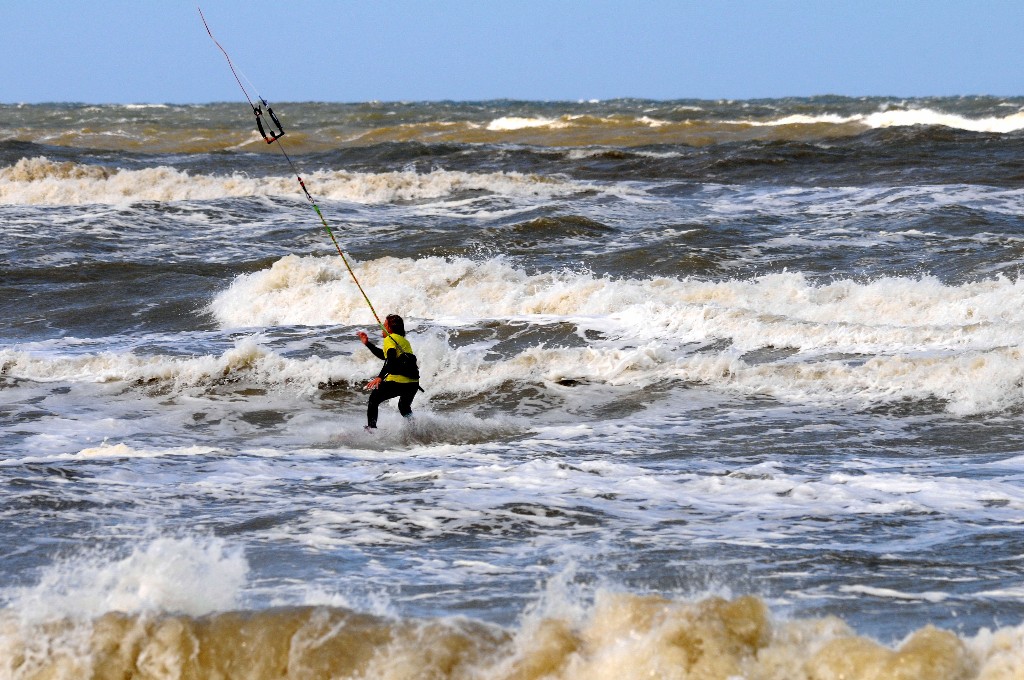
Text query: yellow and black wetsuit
364 333 421 428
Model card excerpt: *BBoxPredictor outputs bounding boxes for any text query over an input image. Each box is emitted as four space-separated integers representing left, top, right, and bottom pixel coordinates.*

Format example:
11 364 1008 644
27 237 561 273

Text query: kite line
198 6 386 333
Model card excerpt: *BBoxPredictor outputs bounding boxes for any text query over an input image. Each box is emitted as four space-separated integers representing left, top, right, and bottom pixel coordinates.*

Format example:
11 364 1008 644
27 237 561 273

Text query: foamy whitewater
2 97 1024 679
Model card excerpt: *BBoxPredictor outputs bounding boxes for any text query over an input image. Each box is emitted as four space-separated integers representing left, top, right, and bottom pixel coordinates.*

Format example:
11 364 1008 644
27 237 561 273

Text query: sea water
2 98 1024 678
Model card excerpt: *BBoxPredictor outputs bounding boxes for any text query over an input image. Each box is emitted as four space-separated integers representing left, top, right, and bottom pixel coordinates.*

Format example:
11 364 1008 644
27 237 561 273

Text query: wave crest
9 259 1024 414
741 107 1024 134
1 590 1021 680
0 156 118 182
0 157 584 206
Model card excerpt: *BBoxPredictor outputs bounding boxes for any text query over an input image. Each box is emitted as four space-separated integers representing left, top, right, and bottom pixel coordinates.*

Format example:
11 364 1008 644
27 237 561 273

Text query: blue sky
5 1 1024 103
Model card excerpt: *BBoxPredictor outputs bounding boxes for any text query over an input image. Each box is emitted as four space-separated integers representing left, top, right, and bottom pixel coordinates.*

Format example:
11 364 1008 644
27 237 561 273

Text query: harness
382 335 424 391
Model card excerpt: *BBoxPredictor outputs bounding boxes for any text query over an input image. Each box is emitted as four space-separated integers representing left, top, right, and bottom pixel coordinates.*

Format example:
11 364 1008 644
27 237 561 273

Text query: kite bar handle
254 104 285 144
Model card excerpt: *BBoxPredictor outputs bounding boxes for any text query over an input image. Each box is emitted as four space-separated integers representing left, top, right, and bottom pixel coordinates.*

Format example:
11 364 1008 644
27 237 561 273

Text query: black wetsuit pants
367 381 419 428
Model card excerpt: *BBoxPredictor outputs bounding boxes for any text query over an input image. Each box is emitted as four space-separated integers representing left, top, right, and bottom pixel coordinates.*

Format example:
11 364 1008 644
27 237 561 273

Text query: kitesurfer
357 314 421 430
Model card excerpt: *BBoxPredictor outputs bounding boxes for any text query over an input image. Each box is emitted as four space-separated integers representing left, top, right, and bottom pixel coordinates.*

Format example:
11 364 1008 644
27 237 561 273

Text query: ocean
2 97 1023 678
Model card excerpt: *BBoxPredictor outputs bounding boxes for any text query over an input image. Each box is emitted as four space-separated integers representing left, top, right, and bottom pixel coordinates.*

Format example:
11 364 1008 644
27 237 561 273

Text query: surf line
197 6 387 335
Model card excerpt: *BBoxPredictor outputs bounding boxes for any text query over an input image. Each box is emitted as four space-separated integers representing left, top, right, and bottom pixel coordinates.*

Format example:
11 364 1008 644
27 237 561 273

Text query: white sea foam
210 255 1024 348
0 442 223 466
487 116 565 131
0 157 587 206
739 107 1024 133
486 114 667 131
324 411 528 450
76 442 220 459
674 346 1024 416
864 108 1024 133
4 536 247 623
0 337 350 395
838 585 950 603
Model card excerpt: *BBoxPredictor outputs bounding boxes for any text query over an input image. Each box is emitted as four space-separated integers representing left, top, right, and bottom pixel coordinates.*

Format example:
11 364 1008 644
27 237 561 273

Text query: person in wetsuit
357 314 421 430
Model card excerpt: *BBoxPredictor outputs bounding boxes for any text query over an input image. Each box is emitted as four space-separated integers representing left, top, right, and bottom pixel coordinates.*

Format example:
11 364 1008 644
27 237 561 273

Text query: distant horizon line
3 93 1023 107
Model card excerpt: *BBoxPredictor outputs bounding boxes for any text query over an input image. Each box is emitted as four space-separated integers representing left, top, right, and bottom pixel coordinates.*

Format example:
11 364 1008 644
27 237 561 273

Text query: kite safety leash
197 6 387 334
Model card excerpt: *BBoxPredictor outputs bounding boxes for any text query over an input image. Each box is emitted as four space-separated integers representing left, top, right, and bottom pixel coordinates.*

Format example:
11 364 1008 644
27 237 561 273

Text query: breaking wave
739 107 1024 134
7 256 1024 414
1 536 1021 680
0 157 588 206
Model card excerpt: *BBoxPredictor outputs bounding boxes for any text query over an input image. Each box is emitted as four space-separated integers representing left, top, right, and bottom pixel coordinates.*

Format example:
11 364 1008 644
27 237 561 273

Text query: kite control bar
254 98 285 144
